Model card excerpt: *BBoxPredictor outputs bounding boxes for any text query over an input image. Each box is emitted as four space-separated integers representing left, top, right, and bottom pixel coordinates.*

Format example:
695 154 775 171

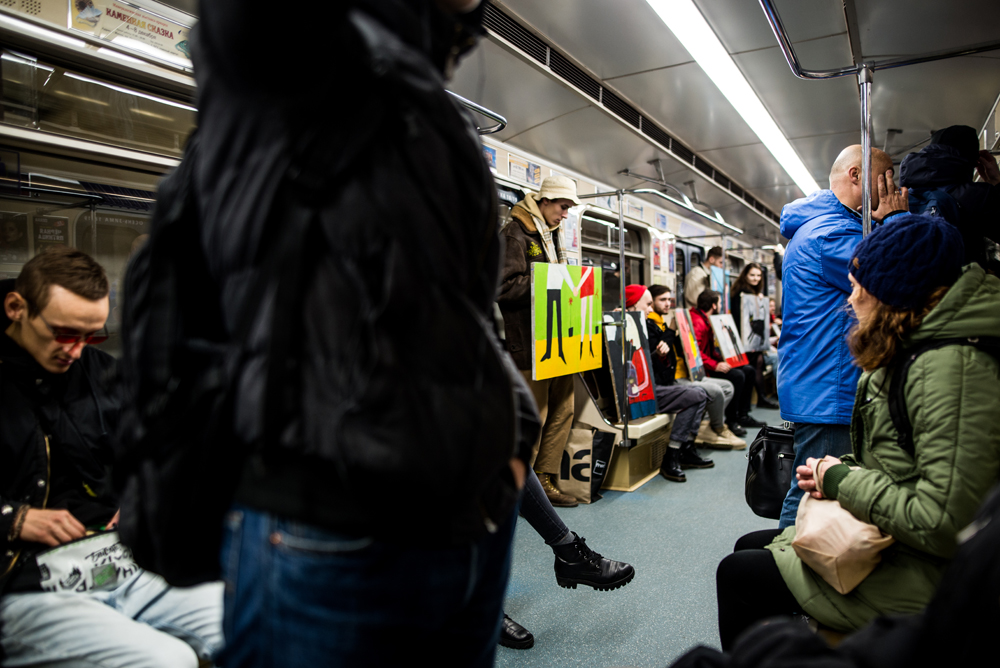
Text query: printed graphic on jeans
35 531 138 593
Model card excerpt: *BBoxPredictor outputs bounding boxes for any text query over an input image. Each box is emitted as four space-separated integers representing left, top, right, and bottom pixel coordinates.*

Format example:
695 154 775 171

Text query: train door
674 241 704 308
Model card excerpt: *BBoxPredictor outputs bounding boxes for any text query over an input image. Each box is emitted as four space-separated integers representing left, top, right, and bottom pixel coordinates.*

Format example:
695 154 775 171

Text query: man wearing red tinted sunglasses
0 246 223 666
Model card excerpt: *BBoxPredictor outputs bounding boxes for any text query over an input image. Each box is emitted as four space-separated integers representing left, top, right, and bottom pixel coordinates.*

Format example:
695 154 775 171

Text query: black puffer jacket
191 1 535 544
899 144 1000 265
0 283 120 589
645 317 679 387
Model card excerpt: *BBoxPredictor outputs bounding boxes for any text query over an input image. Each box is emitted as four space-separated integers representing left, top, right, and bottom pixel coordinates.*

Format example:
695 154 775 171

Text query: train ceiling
448 0 1000 244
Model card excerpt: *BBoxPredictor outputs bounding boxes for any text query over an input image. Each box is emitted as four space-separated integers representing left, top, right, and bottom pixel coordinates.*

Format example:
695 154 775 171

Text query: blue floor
498 408 782 668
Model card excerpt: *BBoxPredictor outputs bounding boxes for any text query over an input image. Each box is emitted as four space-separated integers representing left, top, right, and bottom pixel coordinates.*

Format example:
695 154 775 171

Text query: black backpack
887 336 1000 457
116 134 318 586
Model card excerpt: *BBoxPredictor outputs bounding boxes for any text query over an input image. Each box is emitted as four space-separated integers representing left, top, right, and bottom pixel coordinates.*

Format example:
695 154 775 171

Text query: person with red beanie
624 286 712 482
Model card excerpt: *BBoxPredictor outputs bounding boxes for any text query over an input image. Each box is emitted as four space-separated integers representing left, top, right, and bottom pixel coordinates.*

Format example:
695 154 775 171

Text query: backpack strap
888 337 1000 457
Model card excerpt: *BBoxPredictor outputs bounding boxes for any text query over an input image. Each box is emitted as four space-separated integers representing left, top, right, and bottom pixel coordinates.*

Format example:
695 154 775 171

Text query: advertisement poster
626 199 643 220
603 311 657 421
675 309 705 382
594 195 617 212
69 1 192 64
710 313 749 368
652 238 661 270
667 241 675 272
33 216 68 254
508 155 542 187
482 146 497 170
655 212 668 232
740 294 770 353
531 264 603 381
0 213 29 264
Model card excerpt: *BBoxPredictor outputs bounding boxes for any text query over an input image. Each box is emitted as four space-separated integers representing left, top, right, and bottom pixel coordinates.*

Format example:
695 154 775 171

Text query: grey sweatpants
654 383 709 445
677 377 734 430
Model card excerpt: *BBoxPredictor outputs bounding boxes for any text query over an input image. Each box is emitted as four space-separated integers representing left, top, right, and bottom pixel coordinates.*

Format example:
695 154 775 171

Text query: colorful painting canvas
675 309 705 382
710 313 749 368
531 263 603 380
603 311 657 421
740 294 770 353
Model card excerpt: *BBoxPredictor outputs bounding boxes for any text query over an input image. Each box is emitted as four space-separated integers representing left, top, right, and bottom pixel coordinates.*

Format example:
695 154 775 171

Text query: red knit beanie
624 284 647 309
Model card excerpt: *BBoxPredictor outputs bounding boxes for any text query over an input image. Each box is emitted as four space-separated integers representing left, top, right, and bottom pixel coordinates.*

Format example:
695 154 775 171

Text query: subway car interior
0 0 997 666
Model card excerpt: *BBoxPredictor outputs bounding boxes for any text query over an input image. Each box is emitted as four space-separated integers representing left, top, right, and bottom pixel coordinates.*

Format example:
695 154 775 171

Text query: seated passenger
690 290 763 434
899 124 1000 267
626 285 710 482
0 248 223 667
714 215 1000 650
646 285 743 450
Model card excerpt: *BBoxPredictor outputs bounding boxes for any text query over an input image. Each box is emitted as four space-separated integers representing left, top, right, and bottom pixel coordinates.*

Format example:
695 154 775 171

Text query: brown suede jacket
498 206 563 370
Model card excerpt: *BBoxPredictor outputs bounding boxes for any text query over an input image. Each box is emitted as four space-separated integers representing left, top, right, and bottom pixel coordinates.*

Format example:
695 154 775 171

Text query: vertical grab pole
618 190 629 448
859 63 874 237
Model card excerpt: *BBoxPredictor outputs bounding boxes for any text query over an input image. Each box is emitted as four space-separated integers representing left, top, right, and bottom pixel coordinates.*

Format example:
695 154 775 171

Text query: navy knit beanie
930 125 979 165
851 214 964 310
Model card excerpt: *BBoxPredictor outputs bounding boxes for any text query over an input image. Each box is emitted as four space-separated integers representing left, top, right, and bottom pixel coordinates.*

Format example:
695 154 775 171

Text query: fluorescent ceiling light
644 0 820 195
64 72 196 111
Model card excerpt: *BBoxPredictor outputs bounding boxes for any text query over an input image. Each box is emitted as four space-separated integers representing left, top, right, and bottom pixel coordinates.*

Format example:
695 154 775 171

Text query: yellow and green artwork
530 263 603 380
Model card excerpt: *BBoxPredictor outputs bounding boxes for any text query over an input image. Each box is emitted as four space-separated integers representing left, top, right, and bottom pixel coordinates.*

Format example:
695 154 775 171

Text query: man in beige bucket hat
497 175 580 508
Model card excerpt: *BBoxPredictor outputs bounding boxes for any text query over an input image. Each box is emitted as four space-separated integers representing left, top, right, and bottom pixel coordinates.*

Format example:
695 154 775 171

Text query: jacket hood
510 205 538 234
780 189 856 239
899 144 975 189
908 264 1000 345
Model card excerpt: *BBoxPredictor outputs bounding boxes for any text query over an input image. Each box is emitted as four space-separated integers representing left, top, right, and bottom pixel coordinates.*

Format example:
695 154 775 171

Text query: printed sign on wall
508 155 542 187
0 213 29 264
482 146 497 170
69 1 192 64
652 238 661 270
531 264 603 380
655 212 668 232
33 216 68 254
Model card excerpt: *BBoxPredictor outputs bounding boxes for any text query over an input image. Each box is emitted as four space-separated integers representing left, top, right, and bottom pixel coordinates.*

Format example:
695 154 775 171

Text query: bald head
830 145 894 211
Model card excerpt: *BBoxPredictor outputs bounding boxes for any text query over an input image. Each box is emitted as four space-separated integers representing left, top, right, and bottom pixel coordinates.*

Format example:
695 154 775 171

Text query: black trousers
716 529 801 651
708 365 756 423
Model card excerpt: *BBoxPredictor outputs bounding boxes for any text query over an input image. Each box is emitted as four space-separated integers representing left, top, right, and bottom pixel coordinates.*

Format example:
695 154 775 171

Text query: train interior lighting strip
63 72 197 111
644 0 820 196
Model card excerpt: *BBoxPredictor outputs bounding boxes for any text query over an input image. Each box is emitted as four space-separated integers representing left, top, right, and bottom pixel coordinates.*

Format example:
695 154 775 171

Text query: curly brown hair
847 286 949 371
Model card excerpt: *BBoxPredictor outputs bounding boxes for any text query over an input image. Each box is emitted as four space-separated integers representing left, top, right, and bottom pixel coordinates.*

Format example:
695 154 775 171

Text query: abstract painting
675 308 705 382
710 313 749 368
531 263 603 380
603 311 657 421
740 293 770 353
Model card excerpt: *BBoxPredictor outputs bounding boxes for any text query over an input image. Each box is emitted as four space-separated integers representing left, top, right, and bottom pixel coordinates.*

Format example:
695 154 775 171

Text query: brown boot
537 472 579 507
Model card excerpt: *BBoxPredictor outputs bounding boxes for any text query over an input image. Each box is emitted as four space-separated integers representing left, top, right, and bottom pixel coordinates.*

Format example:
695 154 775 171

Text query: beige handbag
791 493 895 594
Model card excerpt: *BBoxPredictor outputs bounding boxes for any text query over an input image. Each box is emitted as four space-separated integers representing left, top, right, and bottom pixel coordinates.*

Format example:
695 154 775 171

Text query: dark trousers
716 529 800 651
519 464 570 545
708 365 756 423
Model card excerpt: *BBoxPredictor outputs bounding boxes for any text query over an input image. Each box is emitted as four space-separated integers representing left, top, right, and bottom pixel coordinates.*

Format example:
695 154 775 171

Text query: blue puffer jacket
777 189 862 424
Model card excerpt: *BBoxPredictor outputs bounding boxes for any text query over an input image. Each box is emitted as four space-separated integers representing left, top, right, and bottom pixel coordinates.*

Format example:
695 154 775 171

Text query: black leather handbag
744 425 796 519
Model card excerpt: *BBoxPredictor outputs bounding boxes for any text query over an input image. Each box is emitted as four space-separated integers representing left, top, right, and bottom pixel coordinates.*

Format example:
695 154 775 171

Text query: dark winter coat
0 286 120 590
645 316 679 386
498 206 564 371
190 1 534 544
900 144 1000 266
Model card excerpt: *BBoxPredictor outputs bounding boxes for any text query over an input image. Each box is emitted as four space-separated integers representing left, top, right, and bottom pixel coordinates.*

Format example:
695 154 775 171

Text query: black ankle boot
552 532 635 591
659 447 686 482
678 441 714 469
499 614 534 649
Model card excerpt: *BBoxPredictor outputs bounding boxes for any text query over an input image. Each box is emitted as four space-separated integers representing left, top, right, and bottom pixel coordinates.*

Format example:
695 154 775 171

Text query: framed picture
675 308 705 382
603 310 657 421
710 313 749 367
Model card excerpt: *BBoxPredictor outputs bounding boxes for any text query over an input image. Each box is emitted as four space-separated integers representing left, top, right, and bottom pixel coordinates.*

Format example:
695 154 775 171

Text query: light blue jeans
0 570 224 668
778 423 853 528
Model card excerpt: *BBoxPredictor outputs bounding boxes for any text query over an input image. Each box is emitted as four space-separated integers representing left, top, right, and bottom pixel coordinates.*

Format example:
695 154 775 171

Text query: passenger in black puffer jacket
899 124 1000 266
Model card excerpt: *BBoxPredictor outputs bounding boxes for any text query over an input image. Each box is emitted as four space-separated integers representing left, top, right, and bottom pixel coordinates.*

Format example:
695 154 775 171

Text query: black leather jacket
0 292 120 590
190 1 535 544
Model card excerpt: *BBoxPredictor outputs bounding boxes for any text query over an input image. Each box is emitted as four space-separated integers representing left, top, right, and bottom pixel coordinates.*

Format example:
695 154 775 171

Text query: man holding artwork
776 145 908 528
499 175 581 507
625 285 711 483
690 290 762 434
647 285 743 449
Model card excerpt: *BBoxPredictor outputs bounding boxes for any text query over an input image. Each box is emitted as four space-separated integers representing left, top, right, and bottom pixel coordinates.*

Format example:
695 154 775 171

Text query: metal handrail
447 91 507 135
758 0 1000 80
618 169 744 234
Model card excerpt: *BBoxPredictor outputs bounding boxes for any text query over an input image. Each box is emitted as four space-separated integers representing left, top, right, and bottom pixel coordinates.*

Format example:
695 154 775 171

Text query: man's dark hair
648 284 671 299
15 246 108 317
697 289 721 312
706 246 724 260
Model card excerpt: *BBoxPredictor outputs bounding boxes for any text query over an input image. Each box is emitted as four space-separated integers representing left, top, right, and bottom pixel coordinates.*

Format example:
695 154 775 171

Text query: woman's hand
797 456 842 499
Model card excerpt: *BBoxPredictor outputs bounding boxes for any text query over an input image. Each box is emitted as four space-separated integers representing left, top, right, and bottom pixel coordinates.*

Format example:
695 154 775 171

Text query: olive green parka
767 264 1000 632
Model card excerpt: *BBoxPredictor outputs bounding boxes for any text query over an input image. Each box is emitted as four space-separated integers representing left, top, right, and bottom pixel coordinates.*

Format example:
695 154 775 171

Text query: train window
580 215 640 252
1 50 196 158
0 149 159 356
581 250 645 312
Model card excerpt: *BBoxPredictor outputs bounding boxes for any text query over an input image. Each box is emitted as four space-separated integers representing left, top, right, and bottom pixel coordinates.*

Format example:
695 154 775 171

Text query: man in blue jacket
776 145 908 527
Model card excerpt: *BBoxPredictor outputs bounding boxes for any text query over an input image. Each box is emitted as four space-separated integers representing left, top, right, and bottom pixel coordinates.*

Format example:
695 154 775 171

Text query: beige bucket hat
536 175 581 205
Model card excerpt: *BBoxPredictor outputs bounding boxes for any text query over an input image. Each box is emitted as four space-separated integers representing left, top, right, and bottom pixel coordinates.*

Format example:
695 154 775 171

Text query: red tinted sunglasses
38 314 109 345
